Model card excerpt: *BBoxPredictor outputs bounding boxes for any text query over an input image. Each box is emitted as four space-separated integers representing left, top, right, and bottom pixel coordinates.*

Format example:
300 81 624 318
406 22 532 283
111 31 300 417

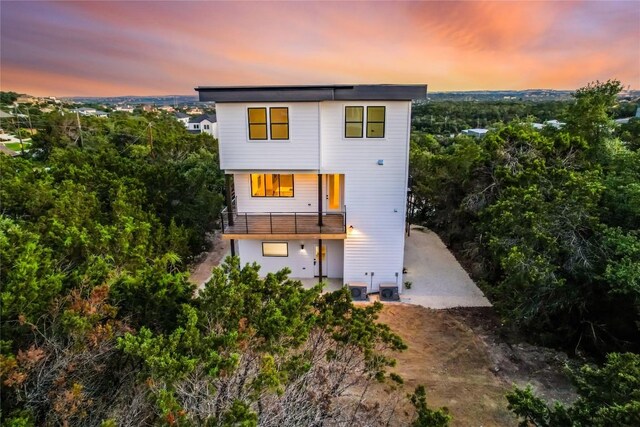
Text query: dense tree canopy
1 111 447 425
409 80 640 356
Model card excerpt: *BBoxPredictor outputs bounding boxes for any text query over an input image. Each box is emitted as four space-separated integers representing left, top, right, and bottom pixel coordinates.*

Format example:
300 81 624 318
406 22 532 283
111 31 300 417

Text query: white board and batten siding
238 239 343 279
220 99 412 293
321 101 411 292
234 173 318 213
216 103 320 171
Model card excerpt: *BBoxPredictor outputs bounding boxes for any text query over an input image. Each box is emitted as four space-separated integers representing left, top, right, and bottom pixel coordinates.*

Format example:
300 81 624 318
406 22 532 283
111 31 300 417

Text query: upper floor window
270 108 289 140
194 124 200 129
248 108 268 140
204 124 210 130
251 173 294 197
366 106 385 138
345 106 364 138
345 106 385 138
248 107 289 140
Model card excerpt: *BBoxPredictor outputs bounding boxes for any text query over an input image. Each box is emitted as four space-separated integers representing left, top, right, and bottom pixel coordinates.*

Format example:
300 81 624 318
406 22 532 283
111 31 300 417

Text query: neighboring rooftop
189 113 216 123
195 84 427 103
174 112 189 119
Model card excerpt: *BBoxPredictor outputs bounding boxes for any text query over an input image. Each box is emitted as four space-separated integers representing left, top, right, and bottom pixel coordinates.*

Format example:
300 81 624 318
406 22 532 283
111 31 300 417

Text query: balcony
220 208 347 239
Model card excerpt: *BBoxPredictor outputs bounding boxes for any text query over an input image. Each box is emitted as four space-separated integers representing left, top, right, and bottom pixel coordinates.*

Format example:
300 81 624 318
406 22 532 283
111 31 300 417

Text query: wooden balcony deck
221 211 346 240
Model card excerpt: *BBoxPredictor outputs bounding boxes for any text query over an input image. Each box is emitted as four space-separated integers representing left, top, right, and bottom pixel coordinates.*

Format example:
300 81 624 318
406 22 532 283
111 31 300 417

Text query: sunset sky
1 1 638 96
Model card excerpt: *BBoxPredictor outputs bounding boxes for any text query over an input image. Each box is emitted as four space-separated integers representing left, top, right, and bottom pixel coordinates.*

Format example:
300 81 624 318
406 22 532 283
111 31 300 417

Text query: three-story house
196 84 427 299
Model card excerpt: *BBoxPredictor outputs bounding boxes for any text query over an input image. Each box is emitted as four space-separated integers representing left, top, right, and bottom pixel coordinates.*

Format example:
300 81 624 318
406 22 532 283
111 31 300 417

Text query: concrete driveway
401 226 491 308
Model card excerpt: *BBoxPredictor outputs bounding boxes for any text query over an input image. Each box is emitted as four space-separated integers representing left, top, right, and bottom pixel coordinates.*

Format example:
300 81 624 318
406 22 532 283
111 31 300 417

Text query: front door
314 245 327 277
325 174 343 212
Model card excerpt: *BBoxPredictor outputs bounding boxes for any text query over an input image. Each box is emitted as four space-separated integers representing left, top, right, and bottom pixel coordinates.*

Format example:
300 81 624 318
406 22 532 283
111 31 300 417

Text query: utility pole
14 105 24 155
76 111 84 148
148 122 154 157
26 108 34 136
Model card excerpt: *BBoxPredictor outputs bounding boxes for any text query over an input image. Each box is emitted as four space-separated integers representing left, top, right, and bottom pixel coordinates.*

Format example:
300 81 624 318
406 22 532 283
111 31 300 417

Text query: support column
317 173 323 227
318 238 323 284
225 174 234 226
230 239 236 257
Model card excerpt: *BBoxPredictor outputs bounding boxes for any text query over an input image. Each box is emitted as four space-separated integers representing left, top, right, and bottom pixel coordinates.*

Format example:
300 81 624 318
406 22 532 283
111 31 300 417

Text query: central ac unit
348 282 368 301
379 283 400 301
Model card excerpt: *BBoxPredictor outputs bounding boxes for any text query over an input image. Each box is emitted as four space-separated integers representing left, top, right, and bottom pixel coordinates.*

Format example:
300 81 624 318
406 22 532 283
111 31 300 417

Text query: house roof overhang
195 84 427 103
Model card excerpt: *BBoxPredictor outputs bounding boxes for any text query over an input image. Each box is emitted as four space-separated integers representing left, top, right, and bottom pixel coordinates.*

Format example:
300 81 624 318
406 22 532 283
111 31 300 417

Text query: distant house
114 105 134 113
158 105 175 113
70 107 108 118
70 107 97 116
187 113 217 138
545 119 565 129
16 95 38 104
174 112 190 126
142 105 156 112
186 107 203 115
461 128 489 137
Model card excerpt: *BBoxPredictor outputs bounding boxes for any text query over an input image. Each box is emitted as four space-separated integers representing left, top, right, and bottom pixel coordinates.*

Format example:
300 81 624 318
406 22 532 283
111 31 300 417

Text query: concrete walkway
401 226 491 308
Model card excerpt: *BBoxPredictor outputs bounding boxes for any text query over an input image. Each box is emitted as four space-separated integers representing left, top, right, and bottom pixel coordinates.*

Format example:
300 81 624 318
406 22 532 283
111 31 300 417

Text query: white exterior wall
320 101 410 292
216 103 320 171
234 173 318 213
221 99 411 293
238 239 343 279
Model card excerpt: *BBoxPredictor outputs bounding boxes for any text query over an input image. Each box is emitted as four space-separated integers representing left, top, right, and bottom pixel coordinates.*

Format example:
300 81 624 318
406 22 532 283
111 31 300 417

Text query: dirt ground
372 304 575 427
189 231 230 288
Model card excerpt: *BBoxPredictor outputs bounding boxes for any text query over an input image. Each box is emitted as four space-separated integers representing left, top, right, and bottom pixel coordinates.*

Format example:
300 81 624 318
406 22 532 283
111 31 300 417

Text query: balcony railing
220 208 346 235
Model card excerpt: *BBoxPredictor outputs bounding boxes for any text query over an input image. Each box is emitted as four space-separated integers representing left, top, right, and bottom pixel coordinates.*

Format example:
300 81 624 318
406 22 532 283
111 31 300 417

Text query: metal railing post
269 212 273 234
294 212 297 234
245 213 249 234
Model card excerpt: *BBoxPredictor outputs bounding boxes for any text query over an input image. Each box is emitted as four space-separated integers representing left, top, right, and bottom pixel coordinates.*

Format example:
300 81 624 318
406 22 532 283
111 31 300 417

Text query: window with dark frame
269 107 289 140
262 242 288 257
248 108 268 140
345 106 364 138
366 106 385 138
251 173 294 197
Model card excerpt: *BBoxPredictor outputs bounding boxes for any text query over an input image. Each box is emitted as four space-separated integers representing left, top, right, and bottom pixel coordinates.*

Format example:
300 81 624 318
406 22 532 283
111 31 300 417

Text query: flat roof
195 84 427 102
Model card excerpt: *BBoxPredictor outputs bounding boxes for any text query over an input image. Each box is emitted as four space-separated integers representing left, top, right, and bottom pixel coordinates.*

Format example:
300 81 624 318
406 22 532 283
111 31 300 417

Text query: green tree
507 353 640 426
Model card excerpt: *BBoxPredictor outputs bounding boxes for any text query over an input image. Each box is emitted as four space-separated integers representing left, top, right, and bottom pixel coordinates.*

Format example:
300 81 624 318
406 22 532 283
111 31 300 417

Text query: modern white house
174 112 190 126
196 84 427 299
187 114 218 138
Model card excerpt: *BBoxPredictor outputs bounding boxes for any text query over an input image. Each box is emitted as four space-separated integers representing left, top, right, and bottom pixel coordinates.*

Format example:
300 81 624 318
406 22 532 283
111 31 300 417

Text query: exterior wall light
300 244 305 250
348 225 354 231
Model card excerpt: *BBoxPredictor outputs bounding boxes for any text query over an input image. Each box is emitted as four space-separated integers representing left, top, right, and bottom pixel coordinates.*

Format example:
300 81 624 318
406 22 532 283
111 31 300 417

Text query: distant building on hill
461 128 488 137
186 107 203 115
15 95 38 104
187 113 217 138
114 105 134 113
174 112 190 126
70 107 108 118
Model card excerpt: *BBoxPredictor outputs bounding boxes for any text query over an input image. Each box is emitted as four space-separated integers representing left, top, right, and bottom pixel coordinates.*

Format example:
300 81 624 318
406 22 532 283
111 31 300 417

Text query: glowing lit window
262 242 288 257
250 174 294 197
345 106 363 138
367 106 385 138
270 107 289 140
248 108 267 140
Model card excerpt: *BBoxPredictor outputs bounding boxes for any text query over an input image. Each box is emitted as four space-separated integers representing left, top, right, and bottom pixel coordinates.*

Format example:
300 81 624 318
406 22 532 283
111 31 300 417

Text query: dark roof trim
195 84 427 103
